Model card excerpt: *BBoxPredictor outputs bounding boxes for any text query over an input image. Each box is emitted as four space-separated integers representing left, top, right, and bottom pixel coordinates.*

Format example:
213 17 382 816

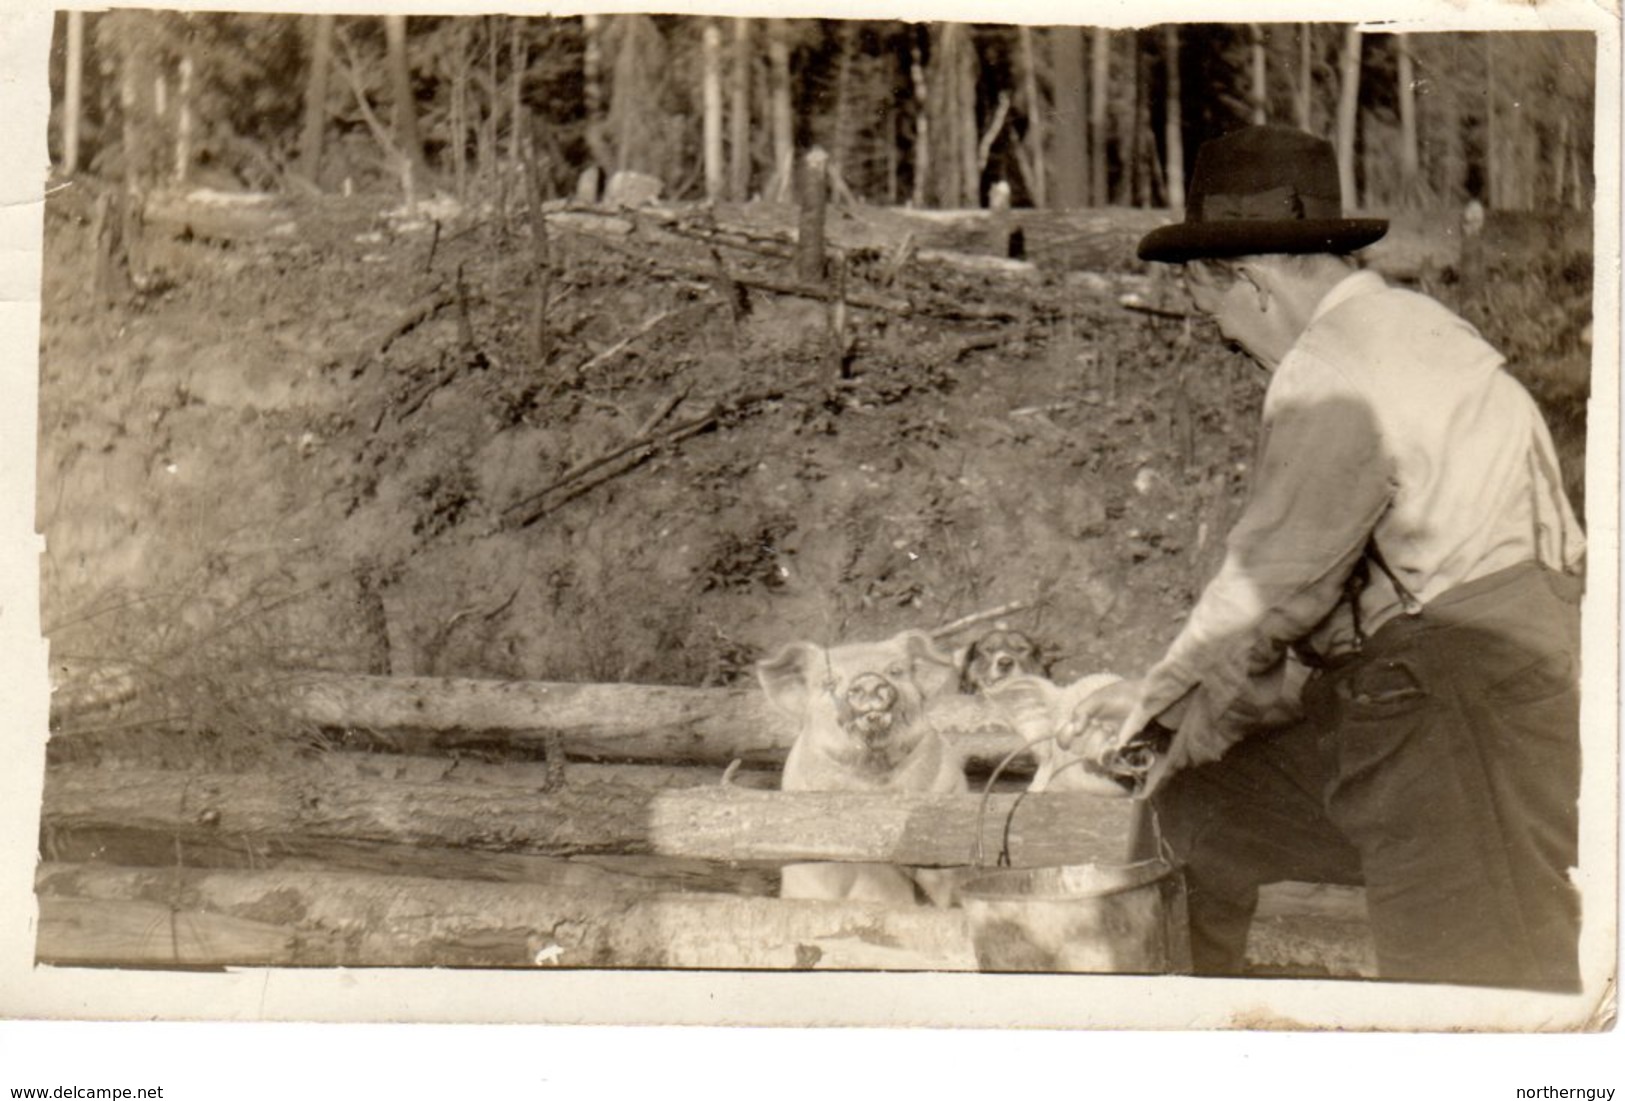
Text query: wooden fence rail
53 673 1034 773
42 766 1137 867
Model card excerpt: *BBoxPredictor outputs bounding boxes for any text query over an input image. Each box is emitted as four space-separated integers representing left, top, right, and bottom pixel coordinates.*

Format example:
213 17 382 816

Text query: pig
957 625 1048 695
982 671 1135 795
757 629 966 906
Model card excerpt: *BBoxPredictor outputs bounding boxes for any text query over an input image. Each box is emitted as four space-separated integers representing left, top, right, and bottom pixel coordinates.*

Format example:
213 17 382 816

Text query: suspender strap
1293 535 1420 669
1364 536 1423 615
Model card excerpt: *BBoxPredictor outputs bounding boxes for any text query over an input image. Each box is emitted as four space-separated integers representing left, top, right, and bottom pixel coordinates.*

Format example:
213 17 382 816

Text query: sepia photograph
0 0 1618 1052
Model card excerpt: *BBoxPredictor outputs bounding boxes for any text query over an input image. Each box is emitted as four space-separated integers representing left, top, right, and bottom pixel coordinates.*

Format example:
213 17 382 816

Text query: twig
507 386 792 528
976 91 1012 175
521 109 553 367
930 601 1031 640
1119 298 1187 322
635 387 689 437
354 287 457 375
1010 401 1078 417
577 306 687 376
423 219 442 274
455 263 478 352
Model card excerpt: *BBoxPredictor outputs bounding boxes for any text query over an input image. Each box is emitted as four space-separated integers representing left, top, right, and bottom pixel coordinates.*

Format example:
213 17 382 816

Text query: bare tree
1296 24 1312 131
767 18 793 201
1396 33 1419 204
174 44 194 183
577 15 607 181
1250 24 1267 124
923 23 979 207
299 15 334 184
1017 26 1046 208
909 30 929 207
62 11 84 174
385 15 429 185
1051 25 1087 207
1090 27 1109 204
1335 25 1362 209
702 20 724 201
728 19 751 200
1163 25 1184 211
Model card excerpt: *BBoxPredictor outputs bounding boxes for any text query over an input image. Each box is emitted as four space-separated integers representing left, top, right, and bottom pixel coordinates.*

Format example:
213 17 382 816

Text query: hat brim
1137 218 1390 263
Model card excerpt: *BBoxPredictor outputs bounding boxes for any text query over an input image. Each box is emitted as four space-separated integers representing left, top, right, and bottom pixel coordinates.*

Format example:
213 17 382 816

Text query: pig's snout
846 673 897 712
840 673 900 743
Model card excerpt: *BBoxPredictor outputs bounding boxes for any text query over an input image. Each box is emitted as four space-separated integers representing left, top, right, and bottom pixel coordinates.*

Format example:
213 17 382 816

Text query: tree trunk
831 21 855 192
117 17 149 189
299 15 333 184
767 19 794 202
728 18 751 200
1114 31 1137 205
1396 33 1419 204
1335 25 1362 209
909 32 930 207
1050 25 1087 208
796 146 829 282
956 26 979 206
173 51 194 184
1017 26 1046 208
702 20 724 201
62 11 84 174
1251 24 1268 124
1297 24 1312 131
451 20 469 200
512 17 530 177
1133 32 1155 207
1162 25 1184 211
1090 27 1109 206
384 15 428 189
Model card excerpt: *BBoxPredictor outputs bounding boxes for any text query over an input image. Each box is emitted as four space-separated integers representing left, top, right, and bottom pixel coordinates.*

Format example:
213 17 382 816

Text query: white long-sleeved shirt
1124 270 1586 774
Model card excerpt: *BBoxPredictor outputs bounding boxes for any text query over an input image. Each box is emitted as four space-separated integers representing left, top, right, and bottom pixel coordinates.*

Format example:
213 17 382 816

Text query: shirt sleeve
1123 353 1396 771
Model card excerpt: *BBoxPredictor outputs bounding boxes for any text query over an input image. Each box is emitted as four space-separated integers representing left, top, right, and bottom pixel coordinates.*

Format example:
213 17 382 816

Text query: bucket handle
972 734 1177 869
973 733 1062 868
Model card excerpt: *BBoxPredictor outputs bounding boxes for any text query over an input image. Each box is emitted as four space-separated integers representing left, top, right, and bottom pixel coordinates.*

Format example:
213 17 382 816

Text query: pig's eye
820 677 840 696
886 663 907 680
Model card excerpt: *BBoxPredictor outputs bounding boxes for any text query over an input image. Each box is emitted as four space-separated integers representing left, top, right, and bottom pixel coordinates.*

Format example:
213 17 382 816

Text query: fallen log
36 863 976 970
34 864 1369 977
37 895 342 969
280 673 1032 772
42 766 1134 866
45 826 778 898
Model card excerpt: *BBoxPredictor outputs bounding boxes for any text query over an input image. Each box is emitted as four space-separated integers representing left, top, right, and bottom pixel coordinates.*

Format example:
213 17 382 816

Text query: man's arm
1114 358 1395 767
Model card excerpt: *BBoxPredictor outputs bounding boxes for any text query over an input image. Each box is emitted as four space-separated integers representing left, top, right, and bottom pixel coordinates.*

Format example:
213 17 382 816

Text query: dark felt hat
1137 125 1389 263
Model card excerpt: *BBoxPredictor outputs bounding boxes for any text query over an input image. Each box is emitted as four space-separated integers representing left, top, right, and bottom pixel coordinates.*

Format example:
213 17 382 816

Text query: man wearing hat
1068 125 1586 988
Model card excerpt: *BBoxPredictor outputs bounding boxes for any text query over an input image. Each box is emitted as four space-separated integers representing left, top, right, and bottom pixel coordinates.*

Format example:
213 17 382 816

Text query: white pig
757 629 966 905
983 671 1134 795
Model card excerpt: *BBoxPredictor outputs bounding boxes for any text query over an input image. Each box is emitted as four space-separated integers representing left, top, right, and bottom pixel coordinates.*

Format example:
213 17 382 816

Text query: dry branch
931 602 1032 639
504 386 791 528
354 287 458 373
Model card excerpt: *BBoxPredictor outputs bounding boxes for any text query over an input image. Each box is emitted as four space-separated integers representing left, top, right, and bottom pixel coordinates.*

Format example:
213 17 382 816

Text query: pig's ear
982 674 1058 742
756 641 823 716
899 630 958 699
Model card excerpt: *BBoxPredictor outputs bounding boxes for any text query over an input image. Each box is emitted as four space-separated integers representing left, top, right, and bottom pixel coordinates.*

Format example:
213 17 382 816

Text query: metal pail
959 858 1189 973
962 732 1190 974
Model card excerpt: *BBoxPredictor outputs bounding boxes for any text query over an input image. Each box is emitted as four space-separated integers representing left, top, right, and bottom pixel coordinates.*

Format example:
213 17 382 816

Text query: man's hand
1057 677 1143 755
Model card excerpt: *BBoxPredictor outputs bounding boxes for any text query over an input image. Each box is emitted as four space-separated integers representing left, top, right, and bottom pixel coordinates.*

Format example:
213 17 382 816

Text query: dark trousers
1145 563 1583 988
